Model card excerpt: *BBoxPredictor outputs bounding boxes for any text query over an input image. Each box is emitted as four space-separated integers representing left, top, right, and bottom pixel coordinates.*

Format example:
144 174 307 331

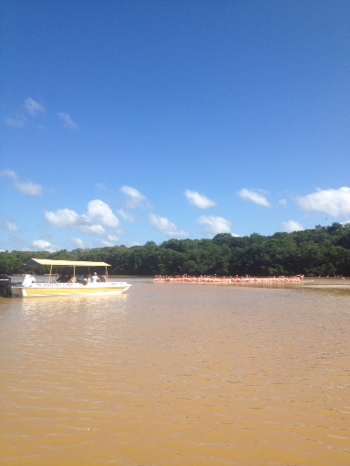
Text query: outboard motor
0 274 12 297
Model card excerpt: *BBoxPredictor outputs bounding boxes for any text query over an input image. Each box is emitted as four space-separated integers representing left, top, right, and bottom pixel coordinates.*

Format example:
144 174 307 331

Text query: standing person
91 272 100 283
22 271 36 287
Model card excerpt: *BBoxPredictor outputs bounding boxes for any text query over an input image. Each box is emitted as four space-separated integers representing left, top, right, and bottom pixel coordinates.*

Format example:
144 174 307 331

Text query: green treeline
1 223 350 277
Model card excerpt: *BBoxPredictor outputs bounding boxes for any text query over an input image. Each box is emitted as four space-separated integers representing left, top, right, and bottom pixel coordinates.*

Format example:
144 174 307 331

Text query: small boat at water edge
8 258 132 298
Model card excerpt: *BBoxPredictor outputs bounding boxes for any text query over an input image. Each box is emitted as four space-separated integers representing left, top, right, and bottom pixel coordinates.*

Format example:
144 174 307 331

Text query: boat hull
11 282 132 298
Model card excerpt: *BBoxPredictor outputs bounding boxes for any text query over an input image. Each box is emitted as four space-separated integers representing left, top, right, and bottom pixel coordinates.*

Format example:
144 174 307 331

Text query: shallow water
1 278 349 465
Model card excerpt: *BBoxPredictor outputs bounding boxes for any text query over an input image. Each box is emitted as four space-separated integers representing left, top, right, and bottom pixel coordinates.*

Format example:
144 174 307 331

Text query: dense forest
1 223 350 277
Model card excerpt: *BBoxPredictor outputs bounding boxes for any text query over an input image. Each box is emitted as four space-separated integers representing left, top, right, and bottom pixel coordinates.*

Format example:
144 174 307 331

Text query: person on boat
57 274 69 283
22 271 36 287
91 272 100 283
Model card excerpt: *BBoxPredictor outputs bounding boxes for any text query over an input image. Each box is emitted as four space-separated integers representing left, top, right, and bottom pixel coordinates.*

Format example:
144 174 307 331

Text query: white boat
11 258 132 298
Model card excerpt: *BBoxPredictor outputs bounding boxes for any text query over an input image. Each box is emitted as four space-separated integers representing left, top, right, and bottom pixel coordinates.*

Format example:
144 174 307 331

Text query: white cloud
239 189 271 207
16 179 44 196
185 189 216 209
87 200 120 228
282 220 304 233
45 208 82 228
32 239 57 252
0 169 44 196
45 200 120 238
149 213 188 238
24 98 45 116
297 187 350 217
57 112 77 130
121 186 151 209
45 208 106 235
197 215 231 237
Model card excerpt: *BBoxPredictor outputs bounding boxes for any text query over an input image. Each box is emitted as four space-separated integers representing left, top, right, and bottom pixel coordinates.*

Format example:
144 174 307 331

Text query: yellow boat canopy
25 258 111 267
25 258 111 282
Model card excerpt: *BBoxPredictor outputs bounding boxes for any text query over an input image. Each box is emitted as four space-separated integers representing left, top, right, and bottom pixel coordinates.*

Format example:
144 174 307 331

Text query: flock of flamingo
154 274 305 285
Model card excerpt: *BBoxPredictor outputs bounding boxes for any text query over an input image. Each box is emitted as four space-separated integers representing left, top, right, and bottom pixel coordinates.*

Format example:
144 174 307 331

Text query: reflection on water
0 279 349 465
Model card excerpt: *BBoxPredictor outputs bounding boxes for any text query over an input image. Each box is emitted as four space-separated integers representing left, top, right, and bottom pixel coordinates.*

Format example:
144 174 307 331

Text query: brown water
1 278 349 465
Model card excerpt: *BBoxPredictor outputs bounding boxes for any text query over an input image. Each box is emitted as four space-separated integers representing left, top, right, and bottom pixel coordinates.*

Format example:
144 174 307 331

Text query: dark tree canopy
2 223 350 277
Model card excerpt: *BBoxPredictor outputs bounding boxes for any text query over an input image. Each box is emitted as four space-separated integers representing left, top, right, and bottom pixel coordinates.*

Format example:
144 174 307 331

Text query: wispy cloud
0 217 19 233
118 209 136 222
197 215 231 237
185 189 216 209
5 98 78 131
98 234 121 247
297 187 350 217
149 213 188 238
121 186 151 209
282 220 304 233
72 238 85 249
239 189 271 207
5 220 19 232
4 97 44 128
57 112 77 130
0 169 44 196
24 97 45 116
4 117 27 128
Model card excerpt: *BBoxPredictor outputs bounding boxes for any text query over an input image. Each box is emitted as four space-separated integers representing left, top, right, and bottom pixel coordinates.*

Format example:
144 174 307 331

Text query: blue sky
1 0 350 252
